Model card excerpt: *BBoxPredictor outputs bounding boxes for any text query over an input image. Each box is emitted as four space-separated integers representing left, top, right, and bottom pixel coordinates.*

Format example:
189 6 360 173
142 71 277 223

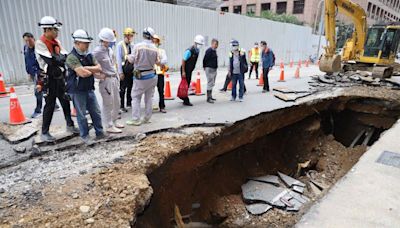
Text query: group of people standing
23 15 275 143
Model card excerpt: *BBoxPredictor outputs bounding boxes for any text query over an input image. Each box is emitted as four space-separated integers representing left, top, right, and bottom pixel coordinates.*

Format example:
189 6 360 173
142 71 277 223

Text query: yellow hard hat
123 27 136 36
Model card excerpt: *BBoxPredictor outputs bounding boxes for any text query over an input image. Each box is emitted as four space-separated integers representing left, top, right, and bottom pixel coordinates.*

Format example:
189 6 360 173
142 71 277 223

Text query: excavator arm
320 0 367 73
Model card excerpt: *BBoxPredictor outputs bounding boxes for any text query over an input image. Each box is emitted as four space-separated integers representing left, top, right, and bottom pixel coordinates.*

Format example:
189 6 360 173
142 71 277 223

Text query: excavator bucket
319 54 342 74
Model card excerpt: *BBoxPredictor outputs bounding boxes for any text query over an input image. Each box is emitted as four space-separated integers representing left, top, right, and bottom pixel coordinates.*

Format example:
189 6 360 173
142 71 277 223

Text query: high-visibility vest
250 47 260 62
119 41 131 62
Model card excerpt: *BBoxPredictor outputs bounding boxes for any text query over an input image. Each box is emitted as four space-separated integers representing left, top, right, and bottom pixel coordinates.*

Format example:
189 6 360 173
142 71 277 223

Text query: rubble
242 172 309 215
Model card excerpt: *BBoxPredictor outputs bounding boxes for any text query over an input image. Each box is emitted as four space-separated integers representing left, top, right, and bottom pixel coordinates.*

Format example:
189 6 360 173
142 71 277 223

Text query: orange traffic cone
0 73 8 98
278 68 285 82
298 59 302 68
9 87 29 125
164 74 174 100
257 72 264 86
294 66 300 79
227 81 232 91
290 60 294 68
195 72 204 96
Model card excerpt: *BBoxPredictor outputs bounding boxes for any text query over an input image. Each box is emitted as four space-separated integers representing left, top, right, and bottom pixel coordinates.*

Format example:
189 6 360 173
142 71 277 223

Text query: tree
247 10 303 26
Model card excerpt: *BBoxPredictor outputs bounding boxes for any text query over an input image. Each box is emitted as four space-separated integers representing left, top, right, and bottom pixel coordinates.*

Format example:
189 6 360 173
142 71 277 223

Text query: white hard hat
72 29 93 43
143 27 155 39
194 35 205 45
98 27 116 42
38 16 62 29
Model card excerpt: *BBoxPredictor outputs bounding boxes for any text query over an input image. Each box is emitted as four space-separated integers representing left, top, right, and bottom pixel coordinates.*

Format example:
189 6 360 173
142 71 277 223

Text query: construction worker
92 28 124 134
66 29 105 143
35 16 78 142
180 35 205 106
23 32 61 119
126 27 163 126
249 42 261 79
152 34 168 113
228 40 248 102
203 38 219 103
116 27 136 113
260 41 275 92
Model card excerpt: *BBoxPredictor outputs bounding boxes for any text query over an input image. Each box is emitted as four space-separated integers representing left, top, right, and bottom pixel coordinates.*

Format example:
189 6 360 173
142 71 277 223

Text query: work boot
210 91 216 101
41 132 56 142
66 125 80 134
207 90 214 104
120 107 128 113
183 101 193 106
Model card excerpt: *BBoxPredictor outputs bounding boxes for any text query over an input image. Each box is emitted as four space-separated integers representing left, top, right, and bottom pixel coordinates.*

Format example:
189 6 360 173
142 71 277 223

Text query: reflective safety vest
250 47 260 62
155 48 168 75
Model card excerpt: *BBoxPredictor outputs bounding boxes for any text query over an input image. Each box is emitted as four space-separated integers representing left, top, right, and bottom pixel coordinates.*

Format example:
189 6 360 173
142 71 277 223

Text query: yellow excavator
319 0 400 78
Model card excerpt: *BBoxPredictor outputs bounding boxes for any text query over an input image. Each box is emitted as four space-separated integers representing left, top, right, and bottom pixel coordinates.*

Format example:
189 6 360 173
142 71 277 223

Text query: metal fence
0 0 325 84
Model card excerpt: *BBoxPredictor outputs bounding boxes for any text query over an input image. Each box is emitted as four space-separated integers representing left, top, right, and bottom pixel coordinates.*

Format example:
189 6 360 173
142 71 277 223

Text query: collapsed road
1 68 400 227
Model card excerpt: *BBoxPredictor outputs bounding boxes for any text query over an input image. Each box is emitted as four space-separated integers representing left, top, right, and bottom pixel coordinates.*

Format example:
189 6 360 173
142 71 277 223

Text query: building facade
357 0 400 24
219 0 321 26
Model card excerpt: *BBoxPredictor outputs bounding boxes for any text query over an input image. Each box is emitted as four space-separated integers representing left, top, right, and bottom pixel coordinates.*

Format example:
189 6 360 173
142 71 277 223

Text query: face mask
231 46 239 51
108 42 115 48
195 44 203 49
76 48 88 56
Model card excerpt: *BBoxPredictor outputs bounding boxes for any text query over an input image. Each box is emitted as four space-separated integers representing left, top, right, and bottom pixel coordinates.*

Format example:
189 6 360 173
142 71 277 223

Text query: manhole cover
376 151 400 169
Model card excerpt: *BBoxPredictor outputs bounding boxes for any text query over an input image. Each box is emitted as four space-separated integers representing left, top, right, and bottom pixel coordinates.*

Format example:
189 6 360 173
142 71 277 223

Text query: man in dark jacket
35 16 78 142
203 39 218 103
228 40 248 102
260 41 275 92
180 35 205 106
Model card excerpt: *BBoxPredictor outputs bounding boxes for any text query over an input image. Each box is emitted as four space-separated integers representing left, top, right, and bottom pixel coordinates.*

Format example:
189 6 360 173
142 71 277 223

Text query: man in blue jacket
260 41 275 92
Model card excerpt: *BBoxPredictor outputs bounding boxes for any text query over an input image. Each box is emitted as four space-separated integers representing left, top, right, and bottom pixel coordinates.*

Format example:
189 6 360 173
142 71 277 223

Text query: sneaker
183 102 193 106
106 126 122 134
31 112 42 119
41 133 56 142
219 89 226 93
239 98 243 102
262 90 267 93
152 106 159 111
160 108 167 113
81 136 91 144
114 121 125 128
120 108 128 113
126 119 142 126
95 133 107 141
66 125 80 134
142 118 151 124
230 97 236 101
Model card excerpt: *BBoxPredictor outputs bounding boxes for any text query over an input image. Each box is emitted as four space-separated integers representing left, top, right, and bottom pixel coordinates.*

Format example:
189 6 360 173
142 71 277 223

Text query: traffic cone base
164 74 175 100
195 72 205 96
9 87 30 125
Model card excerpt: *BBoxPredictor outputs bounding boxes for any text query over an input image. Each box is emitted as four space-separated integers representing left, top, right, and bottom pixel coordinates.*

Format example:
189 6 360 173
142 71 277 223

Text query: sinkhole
135 97 400 227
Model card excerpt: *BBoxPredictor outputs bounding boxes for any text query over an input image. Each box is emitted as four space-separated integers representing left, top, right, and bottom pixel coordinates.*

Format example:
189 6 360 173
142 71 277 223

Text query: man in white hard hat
65 29 105 143
92 28 124 134
116 27 136 113
125 27 163 126
35 16 79 142
180 35 204 106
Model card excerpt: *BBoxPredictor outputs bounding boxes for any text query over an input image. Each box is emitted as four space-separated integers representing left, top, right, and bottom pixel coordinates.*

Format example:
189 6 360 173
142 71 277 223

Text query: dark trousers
42 79 74 134
157 74 165 109
263 68 270 91
180 71 193 104
119 72 133 108
222 74 247 93
34 86 43 114
249 62 259 79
